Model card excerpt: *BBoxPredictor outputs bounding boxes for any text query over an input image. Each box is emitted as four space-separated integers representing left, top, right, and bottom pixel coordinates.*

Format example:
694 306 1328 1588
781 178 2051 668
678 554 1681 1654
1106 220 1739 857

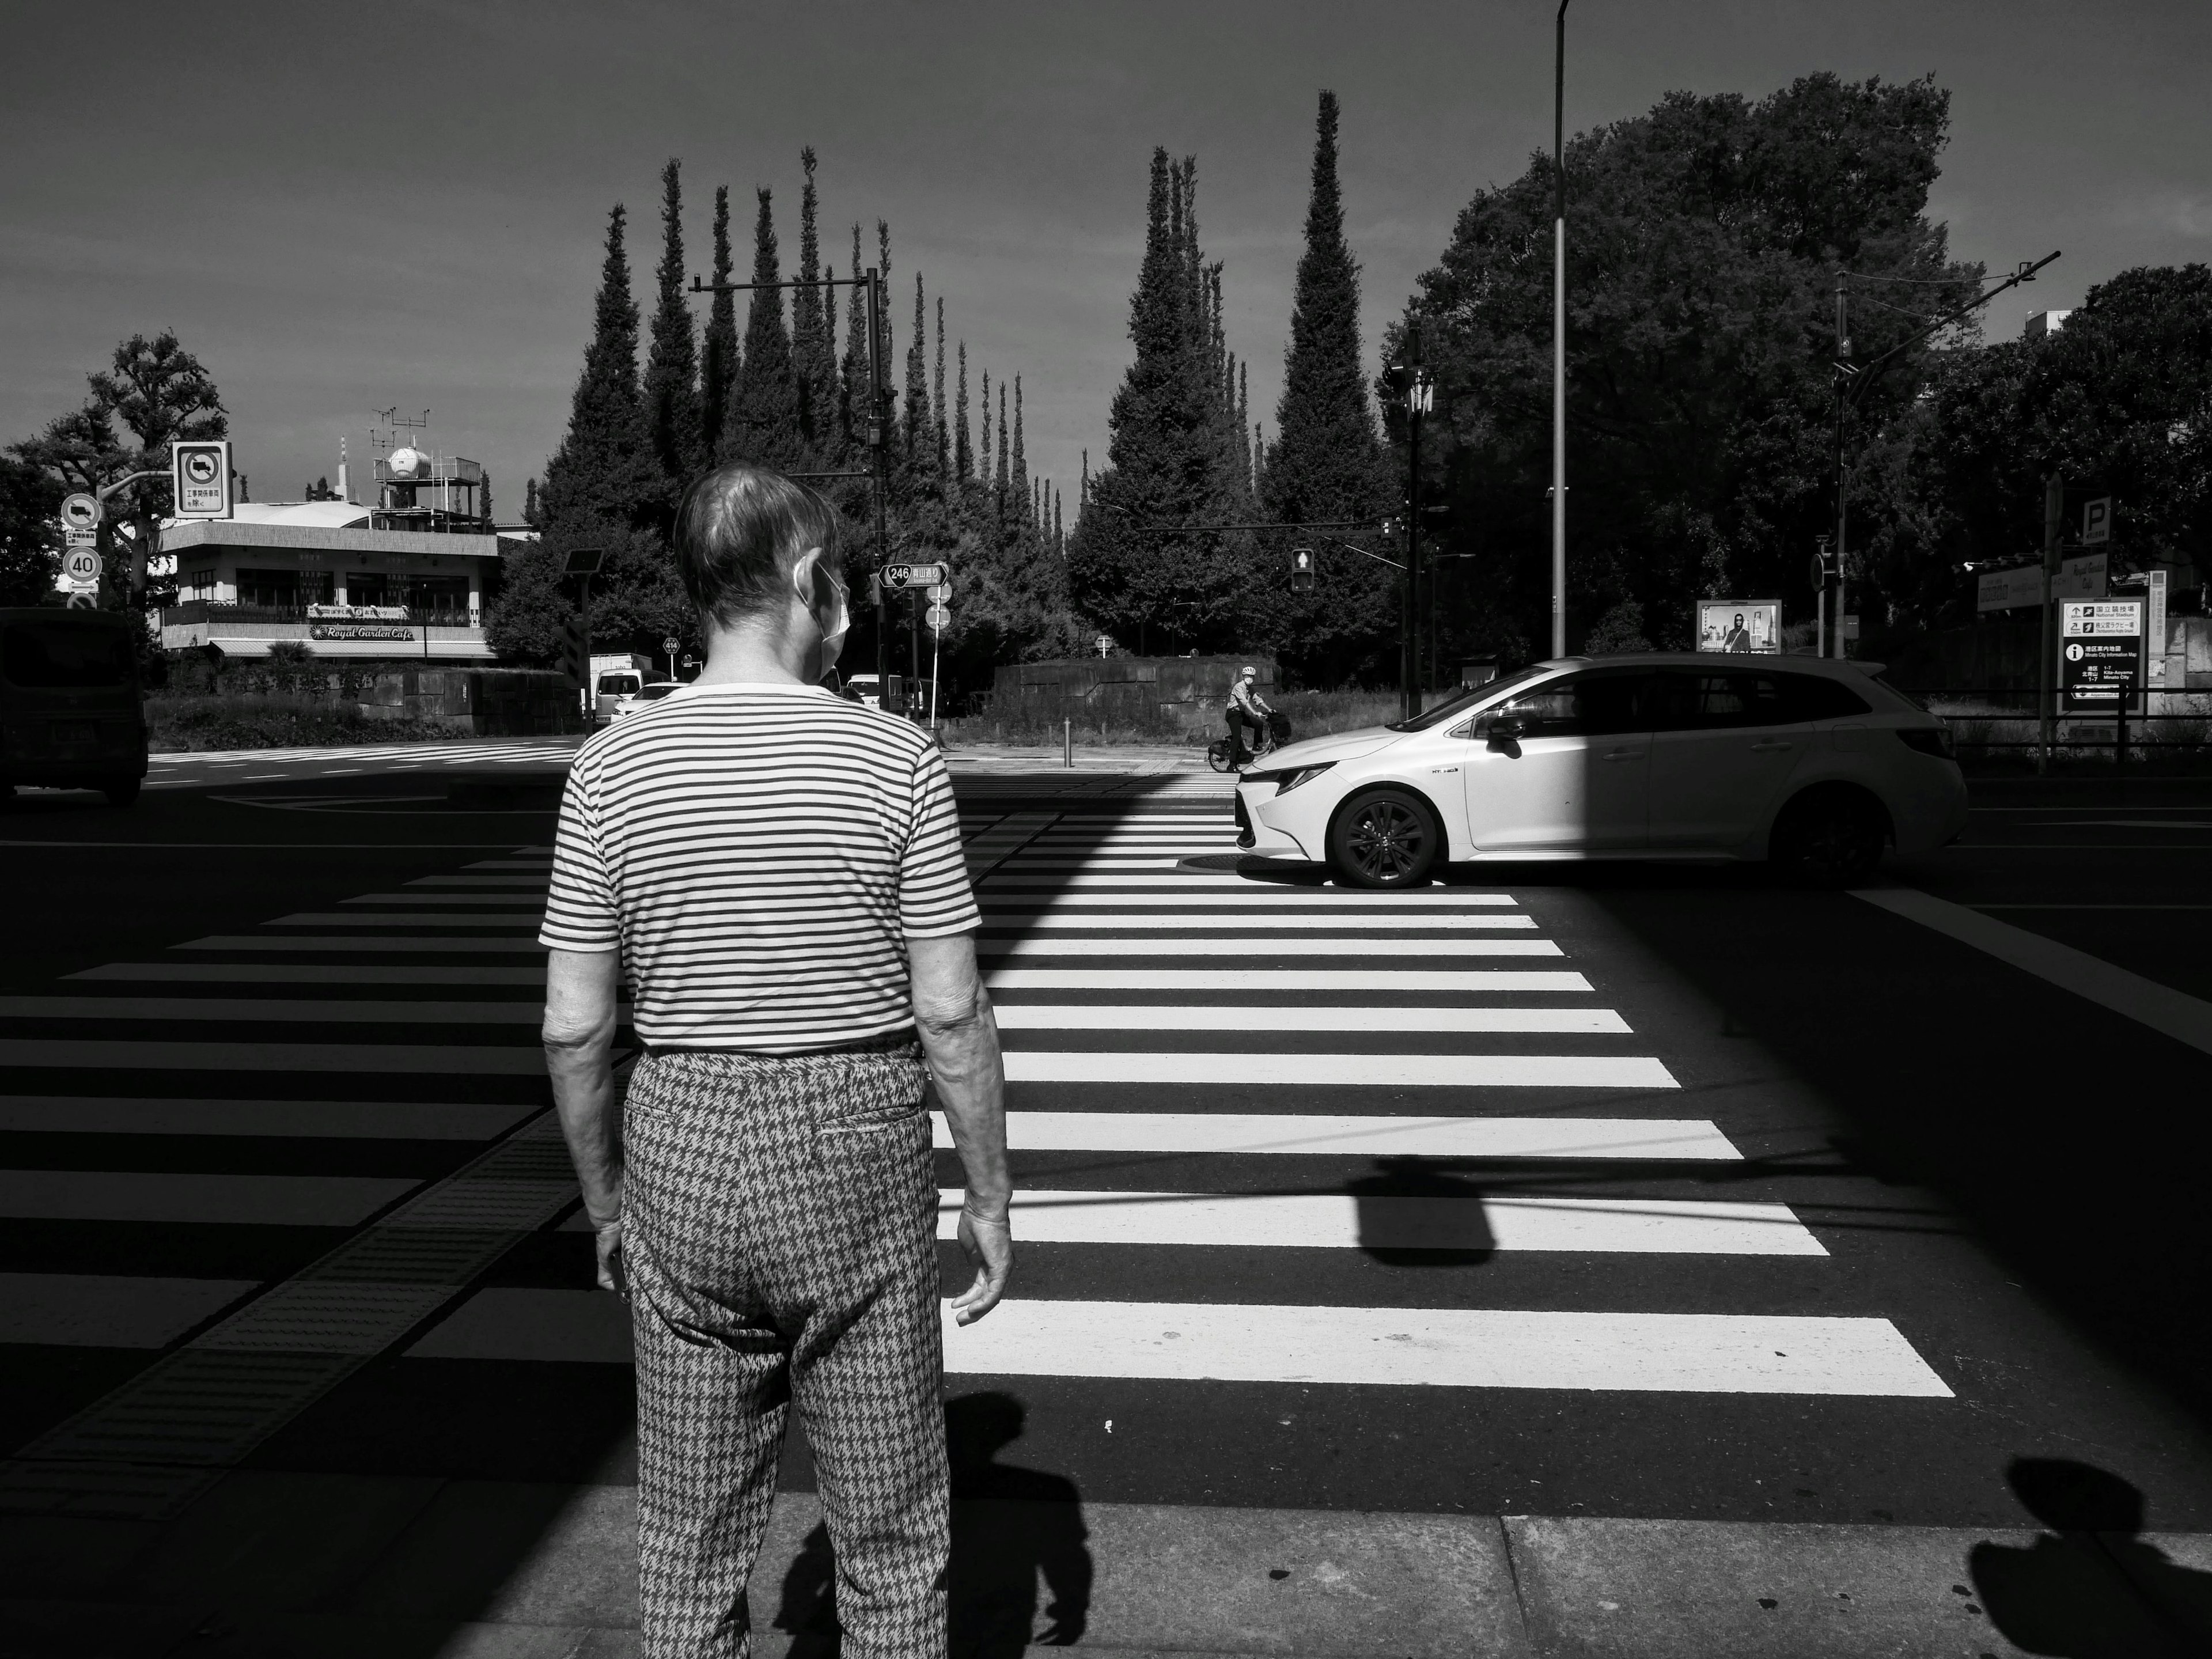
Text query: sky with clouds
3 0 2207 518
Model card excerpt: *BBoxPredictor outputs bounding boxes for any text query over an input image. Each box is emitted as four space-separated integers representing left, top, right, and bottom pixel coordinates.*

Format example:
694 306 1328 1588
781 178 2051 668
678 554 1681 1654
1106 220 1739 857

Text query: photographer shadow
775 1391 1093 1657
1971 1458 2212 1657
1351 1157 1496 1267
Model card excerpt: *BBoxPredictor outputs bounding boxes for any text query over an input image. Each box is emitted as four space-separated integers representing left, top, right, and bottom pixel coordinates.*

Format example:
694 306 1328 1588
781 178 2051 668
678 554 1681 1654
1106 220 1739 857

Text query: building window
236 567 301 609
186 569 217 601
346 571 392 608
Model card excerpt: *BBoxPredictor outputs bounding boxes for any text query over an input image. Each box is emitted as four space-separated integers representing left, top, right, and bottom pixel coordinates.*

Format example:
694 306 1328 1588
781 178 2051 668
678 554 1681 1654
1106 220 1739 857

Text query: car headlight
1249 762 1335 794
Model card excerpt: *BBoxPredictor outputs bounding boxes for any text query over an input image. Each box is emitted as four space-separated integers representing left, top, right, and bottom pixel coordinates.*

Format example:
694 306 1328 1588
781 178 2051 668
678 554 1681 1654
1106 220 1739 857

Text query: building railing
162 601 479 628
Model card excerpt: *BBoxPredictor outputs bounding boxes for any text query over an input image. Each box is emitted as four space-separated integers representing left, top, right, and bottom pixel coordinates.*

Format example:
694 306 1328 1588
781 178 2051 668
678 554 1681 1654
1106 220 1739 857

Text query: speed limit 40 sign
62 547 103 586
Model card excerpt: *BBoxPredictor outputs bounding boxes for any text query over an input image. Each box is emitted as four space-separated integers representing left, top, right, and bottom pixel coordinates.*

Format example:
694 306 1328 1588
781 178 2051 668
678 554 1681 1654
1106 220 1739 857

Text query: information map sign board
2060 599 2144 714
1694 600 1780 654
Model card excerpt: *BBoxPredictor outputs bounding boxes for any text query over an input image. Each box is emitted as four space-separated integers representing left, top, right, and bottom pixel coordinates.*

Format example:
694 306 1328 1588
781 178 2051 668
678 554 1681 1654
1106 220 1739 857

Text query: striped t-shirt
539 681 978 1054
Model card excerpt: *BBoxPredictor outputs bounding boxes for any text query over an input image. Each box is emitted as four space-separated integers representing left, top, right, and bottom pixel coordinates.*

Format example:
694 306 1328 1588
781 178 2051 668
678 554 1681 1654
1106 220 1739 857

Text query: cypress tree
724 188 802 467
1264 90 1391 680
933 298 949 479
839 225 869 457
955 342 973 482
791 149 839 461
539 202 656 532
643 159 702 514
980 370 993 492
699 186 738 464
995 381 1009 514
904 272 931 465
1011 376 1031 531
1066 147 1247 652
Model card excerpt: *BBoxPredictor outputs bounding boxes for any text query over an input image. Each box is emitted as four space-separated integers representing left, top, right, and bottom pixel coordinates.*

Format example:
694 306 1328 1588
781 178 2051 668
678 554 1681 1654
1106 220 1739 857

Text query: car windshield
1384 665 1555 732
597 673 640 695
637 683 679 702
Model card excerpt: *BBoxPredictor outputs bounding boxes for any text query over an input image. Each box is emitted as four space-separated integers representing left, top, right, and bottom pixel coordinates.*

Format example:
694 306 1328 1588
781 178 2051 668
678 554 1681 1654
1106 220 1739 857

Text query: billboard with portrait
1695 600 1781 654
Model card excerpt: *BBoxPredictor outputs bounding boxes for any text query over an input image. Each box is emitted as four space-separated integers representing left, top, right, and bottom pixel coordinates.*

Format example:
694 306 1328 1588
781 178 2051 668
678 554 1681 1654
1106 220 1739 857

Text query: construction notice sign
2060 599 2144 714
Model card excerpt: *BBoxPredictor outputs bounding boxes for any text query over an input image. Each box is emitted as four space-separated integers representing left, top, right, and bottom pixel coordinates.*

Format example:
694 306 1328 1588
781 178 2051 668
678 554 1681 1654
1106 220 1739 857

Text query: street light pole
1551 0 1571 660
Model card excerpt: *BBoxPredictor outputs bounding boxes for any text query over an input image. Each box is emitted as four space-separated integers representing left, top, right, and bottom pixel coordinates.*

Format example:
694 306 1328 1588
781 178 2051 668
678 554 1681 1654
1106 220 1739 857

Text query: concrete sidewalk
11 1472 2210 1656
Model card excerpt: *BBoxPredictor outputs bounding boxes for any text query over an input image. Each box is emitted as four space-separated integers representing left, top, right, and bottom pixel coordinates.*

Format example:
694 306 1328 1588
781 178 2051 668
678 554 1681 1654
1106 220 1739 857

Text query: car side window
1774 673 1873 722
1650 672 1789 730
1478 671 1654 740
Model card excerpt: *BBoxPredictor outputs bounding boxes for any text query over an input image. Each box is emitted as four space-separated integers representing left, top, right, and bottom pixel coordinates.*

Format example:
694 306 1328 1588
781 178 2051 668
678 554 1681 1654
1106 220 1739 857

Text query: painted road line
982 968 1594 993
943 1301 1951 1395
980 912 1536 932
976 938 1564 959
0 1273 257 1348
0 1171 416 1226
265 914 539 929
410 1290 1949 1396
0 997 585 1025
1002 1052 1676 1088
990 1005 1630 1034
71 964 550 985
408 876 550 887
177 938 550 953
0 1096 533 1140
343 893 545 906
980 878 1516 900
933 1111 1740 1160
926 1190 1821 1255
0 1040 547 1073
1856 885 2212 1059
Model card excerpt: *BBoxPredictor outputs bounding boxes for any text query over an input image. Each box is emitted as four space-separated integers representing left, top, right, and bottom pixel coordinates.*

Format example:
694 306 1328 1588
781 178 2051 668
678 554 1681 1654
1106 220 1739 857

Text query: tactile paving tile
302 1226 524 1285
193 1281 458 1354
14 1350 353 1467
0 1457 221 1520
384 1176 578 1230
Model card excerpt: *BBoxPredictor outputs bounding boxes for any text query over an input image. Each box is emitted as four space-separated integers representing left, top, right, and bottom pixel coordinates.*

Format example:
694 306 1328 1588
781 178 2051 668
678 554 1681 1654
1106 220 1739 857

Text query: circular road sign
63 547 103 585
60 493 102 532
925 604 950 631
183 449 221 486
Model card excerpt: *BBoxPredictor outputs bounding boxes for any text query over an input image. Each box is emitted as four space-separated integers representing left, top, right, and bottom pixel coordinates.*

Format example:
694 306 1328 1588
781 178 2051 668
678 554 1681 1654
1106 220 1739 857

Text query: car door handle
1600 748 1642 762
1750 740 1794 752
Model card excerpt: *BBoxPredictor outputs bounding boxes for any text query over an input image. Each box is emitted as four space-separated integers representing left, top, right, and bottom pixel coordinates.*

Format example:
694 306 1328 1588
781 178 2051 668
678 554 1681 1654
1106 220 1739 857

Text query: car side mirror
1482 716 1525 752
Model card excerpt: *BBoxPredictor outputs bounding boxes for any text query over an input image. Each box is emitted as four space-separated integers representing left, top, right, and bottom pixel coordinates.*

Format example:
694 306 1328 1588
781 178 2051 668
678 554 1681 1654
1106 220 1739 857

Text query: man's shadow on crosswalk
774 1390 1093 1656
1971 1457 2212 1656
1350 1157 1497 1265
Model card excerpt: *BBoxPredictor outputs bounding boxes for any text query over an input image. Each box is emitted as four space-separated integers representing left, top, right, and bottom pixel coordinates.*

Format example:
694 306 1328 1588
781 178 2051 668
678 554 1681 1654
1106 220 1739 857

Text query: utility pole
1551 0 1571 659
1832 275 1849 658
2040 472 2062 775
1387 332 1434 721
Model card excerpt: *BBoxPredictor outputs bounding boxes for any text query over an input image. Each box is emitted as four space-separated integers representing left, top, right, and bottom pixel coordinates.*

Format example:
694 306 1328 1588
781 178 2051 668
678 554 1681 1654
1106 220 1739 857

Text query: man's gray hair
672 463 844 628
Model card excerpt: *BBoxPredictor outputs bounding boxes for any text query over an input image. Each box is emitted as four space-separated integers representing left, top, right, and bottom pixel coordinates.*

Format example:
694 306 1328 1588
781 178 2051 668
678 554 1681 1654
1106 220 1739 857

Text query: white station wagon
1235 654 1966 888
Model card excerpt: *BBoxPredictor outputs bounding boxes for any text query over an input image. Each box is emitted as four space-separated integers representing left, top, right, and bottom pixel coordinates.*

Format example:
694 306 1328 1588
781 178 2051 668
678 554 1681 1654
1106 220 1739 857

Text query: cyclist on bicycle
1224 665 1275 767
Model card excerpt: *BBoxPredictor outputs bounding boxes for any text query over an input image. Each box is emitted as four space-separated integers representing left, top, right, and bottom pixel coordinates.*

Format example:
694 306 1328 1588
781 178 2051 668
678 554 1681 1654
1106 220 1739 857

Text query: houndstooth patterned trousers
623 1045 947 1659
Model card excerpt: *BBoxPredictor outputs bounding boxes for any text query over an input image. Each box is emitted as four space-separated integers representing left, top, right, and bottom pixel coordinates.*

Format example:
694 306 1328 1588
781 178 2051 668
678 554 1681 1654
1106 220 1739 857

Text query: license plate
50 721 96 746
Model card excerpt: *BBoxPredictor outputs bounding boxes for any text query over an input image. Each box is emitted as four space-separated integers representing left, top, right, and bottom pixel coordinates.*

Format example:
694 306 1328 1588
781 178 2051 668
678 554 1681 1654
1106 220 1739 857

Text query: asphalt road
3 764 2210 1563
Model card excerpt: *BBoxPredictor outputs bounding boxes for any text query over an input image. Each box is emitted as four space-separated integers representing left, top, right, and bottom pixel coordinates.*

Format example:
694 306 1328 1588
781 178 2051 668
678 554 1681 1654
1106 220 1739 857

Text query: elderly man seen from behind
540 462 1013 1658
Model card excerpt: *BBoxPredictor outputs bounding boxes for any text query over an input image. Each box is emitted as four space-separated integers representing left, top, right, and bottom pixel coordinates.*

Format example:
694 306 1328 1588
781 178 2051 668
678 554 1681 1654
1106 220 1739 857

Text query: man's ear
789 545 825 606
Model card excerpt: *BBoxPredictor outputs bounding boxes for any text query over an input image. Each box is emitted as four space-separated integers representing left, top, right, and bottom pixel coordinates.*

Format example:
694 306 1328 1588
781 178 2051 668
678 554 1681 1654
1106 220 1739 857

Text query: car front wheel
1328 788 1440 889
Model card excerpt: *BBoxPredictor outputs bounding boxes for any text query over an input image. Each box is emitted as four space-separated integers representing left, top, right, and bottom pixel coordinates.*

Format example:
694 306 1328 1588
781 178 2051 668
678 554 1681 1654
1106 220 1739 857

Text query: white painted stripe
991 1005 1629 1034
983 968 1593 993
72 964 550 984
408 876 548 887
1003 1052 1676 1088
179 937 549 953
344 893 544 906
981 878 1514 901
927 1190 1821 1255
935 1110 1739 1160
268 914 536 929
977 938 1563 959
1855 885 2212 1058
0 1039 546 1073
944 1301 1952 1396
0 1096 532 1141
982 912 1536 932
0 1170 416 1226
0 1272 258 1348
997 859 1187 870
0 997 571 1025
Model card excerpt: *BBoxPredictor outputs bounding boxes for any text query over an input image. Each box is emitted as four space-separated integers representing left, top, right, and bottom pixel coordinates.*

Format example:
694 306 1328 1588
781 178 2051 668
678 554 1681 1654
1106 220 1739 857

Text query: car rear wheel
1771 789 1885 888
1328 789 1440 889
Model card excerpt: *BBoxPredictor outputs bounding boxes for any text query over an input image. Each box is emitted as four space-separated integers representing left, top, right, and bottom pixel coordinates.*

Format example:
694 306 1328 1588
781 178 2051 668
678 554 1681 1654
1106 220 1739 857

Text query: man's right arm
910 931 1013 1323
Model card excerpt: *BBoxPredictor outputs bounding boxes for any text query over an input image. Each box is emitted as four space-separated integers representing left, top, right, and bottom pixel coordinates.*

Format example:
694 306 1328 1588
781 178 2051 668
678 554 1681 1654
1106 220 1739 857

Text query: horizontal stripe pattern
539 684 978 1052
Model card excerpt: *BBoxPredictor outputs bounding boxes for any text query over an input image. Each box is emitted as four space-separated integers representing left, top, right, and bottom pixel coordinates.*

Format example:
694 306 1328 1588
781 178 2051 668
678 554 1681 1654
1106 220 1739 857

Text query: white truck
589 653 655 725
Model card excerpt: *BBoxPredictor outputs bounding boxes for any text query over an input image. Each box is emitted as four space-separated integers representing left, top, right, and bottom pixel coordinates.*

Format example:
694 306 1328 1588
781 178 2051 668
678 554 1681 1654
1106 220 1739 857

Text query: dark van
0 608 150 806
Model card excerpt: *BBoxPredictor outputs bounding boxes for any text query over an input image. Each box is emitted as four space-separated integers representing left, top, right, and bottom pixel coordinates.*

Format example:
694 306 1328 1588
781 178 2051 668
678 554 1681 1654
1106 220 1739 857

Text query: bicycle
1206 711 1291 774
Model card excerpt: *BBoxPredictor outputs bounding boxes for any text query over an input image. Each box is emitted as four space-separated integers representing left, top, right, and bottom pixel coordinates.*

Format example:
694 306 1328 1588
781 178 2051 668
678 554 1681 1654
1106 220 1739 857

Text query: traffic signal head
1289 546 1316 594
